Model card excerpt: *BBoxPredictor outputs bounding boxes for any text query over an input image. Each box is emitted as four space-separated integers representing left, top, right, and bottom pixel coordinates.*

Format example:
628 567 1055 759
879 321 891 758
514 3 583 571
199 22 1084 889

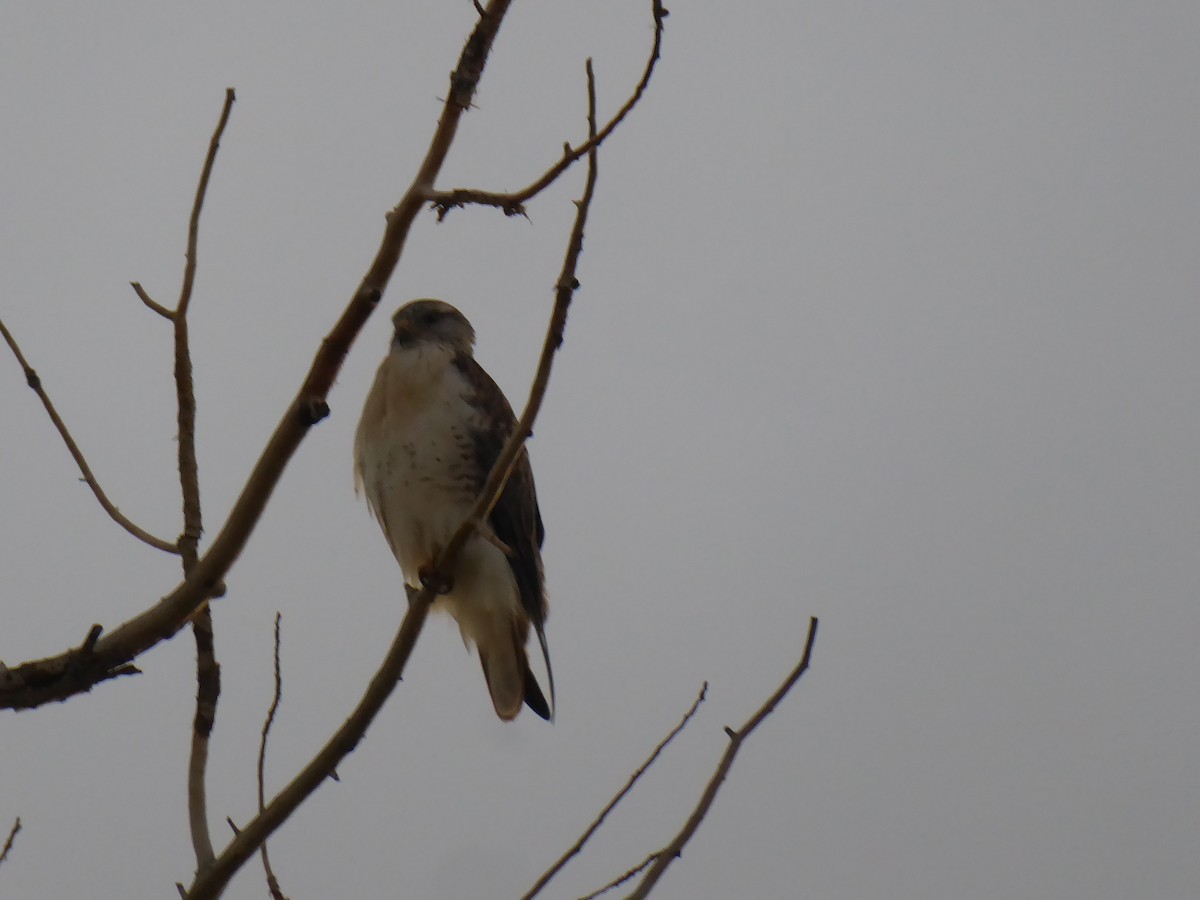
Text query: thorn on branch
79 625 103 655
300 398 331 425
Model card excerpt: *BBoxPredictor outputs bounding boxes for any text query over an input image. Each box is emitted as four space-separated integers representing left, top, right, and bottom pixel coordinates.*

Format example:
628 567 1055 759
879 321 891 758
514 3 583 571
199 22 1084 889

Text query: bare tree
1 3 818 897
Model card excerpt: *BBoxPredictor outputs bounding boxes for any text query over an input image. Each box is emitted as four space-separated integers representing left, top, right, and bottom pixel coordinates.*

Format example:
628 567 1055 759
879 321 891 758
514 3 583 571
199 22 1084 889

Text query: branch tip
79 625 103 654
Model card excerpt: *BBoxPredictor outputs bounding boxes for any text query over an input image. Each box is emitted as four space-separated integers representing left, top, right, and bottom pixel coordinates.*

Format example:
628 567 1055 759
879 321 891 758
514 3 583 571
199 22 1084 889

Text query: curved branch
428 0 667 219
0 318 178 554
0 0 517 712
624 618 819 899
257 613 288 900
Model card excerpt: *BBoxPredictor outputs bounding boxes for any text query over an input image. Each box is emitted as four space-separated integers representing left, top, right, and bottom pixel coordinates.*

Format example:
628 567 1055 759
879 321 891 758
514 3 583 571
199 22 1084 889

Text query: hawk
354 299 554 721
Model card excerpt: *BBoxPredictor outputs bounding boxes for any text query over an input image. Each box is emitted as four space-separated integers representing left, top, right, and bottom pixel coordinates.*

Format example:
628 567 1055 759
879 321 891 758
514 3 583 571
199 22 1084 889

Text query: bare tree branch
624 618 820 899
257 613 288 900
0 0 520 711
157 87 237 878
429 0 667 220
0 817 20 867
524 681 708 900
182 3 610 894
0 318 178 554
131 282 175 320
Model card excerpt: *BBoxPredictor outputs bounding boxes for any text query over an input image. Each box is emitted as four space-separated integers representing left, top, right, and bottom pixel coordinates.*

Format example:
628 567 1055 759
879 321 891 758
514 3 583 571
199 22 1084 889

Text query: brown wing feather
453 352 554 719
451 353 546 624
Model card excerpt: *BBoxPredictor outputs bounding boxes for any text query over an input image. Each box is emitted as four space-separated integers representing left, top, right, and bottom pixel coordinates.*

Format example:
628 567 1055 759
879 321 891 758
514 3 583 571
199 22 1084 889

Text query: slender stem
0 818 20 867
171 88 236 877
0 318 177 553
258 613 288 900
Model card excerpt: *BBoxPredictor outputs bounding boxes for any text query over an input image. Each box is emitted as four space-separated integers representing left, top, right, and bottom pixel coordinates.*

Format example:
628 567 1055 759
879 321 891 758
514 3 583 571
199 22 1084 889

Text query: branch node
226 817 241 836
356 286 383 308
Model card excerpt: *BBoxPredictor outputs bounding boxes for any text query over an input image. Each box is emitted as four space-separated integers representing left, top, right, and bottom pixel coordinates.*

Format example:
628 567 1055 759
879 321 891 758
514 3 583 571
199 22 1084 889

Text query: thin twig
167 88 235 878
177 87 234 321
578 852 657 900
0 318 178 554
131 282 174 320
258 613 289 900
623 618 820 899
428 0 667 219
0 817 20 867
523 682 707 899
184 28 601 896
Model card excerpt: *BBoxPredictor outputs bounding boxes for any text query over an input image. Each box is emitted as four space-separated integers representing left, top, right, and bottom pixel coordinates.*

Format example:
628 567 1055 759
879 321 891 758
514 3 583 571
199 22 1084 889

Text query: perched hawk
354 299 553 722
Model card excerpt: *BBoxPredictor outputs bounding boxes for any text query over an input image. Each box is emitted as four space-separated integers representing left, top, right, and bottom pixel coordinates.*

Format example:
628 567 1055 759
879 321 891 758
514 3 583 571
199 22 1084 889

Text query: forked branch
624 618 820 899
183 25 605 900
428 0 667 219
523 681 708 899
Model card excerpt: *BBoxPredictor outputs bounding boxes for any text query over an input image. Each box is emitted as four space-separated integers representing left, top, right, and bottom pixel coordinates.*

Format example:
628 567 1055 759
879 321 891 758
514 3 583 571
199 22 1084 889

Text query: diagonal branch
0 817 20 868
0 0 520 712
184 44 603 900
523 681 707 900
0 318 178 554
624 618 820 899
428 0 667 219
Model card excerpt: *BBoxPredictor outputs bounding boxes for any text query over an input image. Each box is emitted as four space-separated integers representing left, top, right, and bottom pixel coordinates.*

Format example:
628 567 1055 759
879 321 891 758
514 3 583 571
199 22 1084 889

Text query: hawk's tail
477 617 553 722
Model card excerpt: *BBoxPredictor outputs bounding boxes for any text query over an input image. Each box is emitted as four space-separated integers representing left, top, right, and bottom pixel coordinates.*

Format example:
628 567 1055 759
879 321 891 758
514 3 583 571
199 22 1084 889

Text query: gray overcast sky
3 2 1199 898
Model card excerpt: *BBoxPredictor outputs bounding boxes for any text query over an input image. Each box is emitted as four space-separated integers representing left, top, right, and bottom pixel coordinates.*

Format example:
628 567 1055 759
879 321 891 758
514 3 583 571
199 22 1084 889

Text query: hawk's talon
418 564 454 595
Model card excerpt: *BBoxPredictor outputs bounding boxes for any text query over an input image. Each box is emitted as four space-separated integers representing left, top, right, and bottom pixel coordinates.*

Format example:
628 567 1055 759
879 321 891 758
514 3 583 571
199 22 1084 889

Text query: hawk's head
391 299 476 353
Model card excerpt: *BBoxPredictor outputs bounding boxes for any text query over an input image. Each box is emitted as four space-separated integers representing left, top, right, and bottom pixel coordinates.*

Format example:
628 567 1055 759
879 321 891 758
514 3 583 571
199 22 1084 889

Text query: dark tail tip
523 666 552 721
